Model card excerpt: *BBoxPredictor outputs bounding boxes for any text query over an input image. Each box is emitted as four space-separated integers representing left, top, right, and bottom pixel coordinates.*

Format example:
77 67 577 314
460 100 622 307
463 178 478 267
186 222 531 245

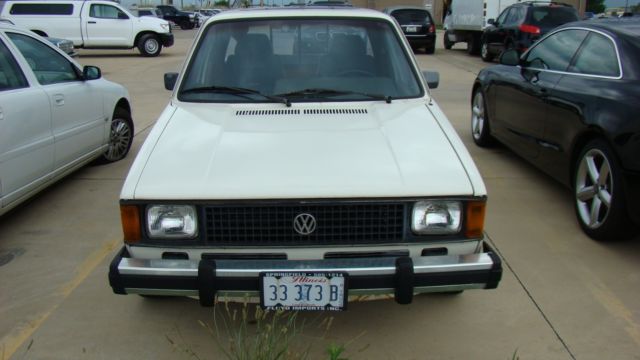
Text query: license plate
260 272 347 311
406 26 418 33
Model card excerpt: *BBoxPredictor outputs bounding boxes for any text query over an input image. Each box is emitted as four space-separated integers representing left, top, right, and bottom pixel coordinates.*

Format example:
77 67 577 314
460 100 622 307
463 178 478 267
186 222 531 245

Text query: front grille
204 202 406 246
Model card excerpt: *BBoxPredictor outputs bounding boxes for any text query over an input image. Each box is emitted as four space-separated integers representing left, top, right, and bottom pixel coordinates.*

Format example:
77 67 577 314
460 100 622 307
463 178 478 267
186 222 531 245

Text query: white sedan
0 23 133 216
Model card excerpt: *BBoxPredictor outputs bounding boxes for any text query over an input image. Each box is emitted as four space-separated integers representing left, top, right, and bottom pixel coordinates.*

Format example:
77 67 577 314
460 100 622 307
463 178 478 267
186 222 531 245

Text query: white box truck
443 0 528 54
1 0 174 57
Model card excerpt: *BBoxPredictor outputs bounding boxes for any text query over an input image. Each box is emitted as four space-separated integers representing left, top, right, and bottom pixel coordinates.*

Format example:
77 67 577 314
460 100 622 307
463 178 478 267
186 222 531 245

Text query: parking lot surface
1 29 639 360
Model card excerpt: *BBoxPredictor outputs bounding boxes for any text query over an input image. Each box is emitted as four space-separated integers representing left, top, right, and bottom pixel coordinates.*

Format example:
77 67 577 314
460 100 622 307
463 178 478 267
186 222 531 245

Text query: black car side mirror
83 65 101 80
500 49 520 66
164 72 178 90
487 18 496 25
422 70 439 89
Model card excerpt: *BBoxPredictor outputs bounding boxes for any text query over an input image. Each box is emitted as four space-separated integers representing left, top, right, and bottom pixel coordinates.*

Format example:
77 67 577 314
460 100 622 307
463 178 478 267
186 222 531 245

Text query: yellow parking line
0 238 120 359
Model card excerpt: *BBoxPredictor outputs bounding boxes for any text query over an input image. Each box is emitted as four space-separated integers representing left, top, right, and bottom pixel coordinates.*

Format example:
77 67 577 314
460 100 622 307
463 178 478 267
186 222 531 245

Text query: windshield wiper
181 85 290 106
276 88 392 104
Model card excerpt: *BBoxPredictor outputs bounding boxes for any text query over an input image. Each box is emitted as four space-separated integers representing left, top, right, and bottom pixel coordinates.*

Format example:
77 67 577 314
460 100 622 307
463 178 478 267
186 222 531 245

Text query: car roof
560 18 640 44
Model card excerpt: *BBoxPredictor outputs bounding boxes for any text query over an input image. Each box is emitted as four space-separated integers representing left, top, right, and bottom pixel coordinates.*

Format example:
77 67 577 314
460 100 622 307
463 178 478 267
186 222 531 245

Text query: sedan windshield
179 18 423 103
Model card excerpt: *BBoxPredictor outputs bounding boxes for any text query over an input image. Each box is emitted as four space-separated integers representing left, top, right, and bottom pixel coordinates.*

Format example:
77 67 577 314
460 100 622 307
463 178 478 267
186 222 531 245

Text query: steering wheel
336 69 376 77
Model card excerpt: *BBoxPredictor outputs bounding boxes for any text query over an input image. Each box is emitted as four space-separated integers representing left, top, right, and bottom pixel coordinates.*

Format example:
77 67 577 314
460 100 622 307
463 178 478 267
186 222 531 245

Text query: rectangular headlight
412 201 462 235
147 205 197 239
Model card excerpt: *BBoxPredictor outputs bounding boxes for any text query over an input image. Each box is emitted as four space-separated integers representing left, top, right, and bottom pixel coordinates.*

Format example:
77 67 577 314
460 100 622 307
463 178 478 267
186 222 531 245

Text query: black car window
0 40 28 91
570 32 620 77
496 8 509 25
505 7 523 25
529 7 579 27
391 10 431 25
524 29 588 71
7 33 80 85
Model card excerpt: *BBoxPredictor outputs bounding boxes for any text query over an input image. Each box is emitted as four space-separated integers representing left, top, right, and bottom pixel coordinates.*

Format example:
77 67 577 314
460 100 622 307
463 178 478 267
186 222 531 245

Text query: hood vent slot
235 108 368 116
236 109 300 116
303 109 367 115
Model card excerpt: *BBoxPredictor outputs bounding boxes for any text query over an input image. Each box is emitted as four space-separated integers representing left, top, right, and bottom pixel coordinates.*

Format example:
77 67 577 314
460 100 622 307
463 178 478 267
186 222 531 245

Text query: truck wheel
180 20 193 30
467 34 480 55
573 139 637 240
443 30 453 49
138 34 162 57
99 108 134 163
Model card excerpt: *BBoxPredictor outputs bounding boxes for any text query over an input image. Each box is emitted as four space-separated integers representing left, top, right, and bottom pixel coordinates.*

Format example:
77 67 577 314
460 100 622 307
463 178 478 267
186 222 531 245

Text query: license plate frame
259 271 348 311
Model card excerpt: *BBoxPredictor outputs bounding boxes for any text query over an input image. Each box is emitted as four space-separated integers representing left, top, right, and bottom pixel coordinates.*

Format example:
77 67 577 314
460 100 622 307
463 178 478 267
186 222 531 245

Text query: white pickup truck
1 0 173 56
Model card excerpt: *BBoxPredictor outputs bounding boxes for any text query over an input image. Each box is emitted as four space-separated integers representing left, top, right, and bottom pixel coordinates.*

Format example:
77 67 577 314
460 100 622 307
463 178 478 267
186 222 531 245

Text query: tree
586 0 606 14
633 4 640 13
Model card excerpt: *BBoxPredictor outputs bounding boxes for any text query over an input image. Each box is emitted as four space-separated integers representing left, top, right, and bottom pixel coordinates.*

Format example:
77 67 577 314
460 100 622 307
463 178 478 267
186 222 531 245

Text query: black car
384 6 436 54
156 5 197 29
471 18 640 240
480 1 579 62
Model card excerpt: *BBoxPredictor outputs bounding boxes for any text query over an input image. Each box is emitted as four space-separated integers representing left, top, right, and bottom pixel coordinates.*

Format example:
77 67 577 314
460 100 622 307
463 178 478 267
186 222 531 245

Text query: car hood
137 15 170 27
129 101 476 200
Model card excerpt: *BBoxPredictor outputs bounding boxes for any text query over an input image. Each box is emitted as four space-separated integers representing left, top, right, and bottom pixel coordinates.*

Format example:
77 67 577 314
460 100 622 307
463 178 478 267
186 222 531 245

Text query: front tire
574 139 636 240
138 34 162 57
100 108 133 163
471 88 495 147
480 40 494 62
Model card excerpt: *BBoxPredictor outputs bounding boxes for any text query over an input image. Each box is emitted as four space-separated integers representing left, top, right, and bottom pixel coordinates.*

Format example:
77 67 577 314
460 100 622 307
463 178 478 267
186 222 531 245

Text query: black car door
484 8 512 54
491 29 588 160
538 30 619 183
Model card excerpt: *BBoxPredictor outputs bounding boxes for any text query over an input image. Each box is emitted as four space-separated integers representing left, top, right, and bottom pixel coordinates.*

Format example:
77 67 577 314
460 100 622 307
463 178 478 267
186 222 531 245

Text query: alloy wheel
104 117 132 162
471 91 485 141
575 148 612 229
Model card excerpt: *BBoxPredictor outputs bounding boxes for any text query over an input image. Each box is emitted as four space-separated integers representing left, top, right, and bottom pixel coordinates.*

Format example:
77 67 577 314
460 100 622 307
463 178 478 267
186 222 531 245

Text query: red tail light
428 24 435 33
519 24 541 34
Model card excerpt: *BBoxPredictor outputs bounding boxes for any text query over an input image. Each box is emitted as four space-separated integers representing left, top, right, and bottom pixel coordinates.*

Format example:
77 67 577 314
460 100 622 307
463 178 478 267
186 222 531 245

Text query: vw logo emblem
293 213 316 235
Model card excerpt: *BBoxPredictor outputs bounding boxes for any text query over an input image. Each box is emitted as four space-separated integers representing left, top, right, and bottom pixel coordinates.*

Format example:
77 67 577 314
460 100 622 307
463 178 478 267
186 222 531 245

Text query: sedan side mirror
164 72 178 90
422 70 439 89
83 65 101 80
499 49 521 66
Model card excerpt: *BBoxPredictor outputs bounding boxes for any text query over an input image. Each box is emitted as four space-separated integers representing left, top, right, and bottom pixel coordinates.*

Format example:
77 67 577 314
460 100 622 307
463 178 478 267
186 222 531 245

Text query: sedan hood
131 101 475 199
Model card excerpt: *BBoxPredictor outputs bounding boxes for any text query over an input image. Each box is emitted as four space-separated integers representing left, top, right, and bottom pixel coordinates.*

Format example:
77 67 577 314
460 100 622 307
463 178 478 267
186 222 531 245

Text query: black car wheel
480 40 494 62
471 88 495 147
100 108 134 163
574 139 636 240
137 34 162 57
180 20 193 30
425 43 435 54
444 31 453 49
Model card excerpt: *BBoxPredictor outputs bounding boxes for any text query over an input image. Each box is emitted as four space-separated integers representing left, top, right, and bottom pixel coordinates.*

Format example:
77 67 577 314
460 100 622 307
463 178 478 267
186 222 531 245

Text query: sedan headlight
412 201 462 235
147 205 197 239
160 23 170 31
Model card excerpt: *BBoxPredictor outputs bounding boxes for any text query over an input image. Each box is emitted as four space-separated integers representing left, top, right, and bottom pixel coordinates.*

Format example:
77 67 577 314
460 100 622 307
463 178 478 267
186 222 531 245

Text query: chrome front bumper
109 242 502 307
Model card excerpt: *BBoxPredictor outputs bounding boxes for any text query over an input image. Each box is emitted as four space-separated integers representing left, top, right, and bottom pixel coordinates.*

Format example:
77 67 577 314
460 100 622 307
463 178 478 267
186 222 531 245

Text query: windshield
529 7 579 27
178 18 423 103
391 10 432 25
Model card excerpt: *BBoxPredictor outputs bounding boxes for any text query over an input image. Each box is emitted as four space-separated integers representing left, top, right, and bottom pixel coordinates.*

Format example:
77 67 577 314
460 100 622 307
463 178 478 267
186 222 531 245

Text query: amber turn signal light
120 205 141 243
465 201 486 238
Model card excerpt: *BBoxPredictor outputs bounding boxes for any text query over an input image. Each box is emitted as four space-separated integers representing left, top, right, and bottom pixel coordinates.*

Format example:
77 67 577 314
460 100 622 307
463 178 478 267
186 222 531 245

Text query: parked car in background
384 6 436 54
196 9 221 27
471 18 640 240
156 5 198 29
0 18 77 56
0 23 133 216
1 0 174 57
109 8 502 309
480 1 579 62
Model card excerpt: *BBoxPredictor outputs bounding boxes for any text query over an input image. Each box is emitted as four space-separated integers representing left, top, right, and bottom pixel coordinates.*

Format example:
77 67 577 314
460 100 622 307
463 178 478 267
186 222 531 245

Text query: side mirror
164 72 178 90
83 65 101 80
487 18 496 25
422 70 439 89
499 49 520 66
